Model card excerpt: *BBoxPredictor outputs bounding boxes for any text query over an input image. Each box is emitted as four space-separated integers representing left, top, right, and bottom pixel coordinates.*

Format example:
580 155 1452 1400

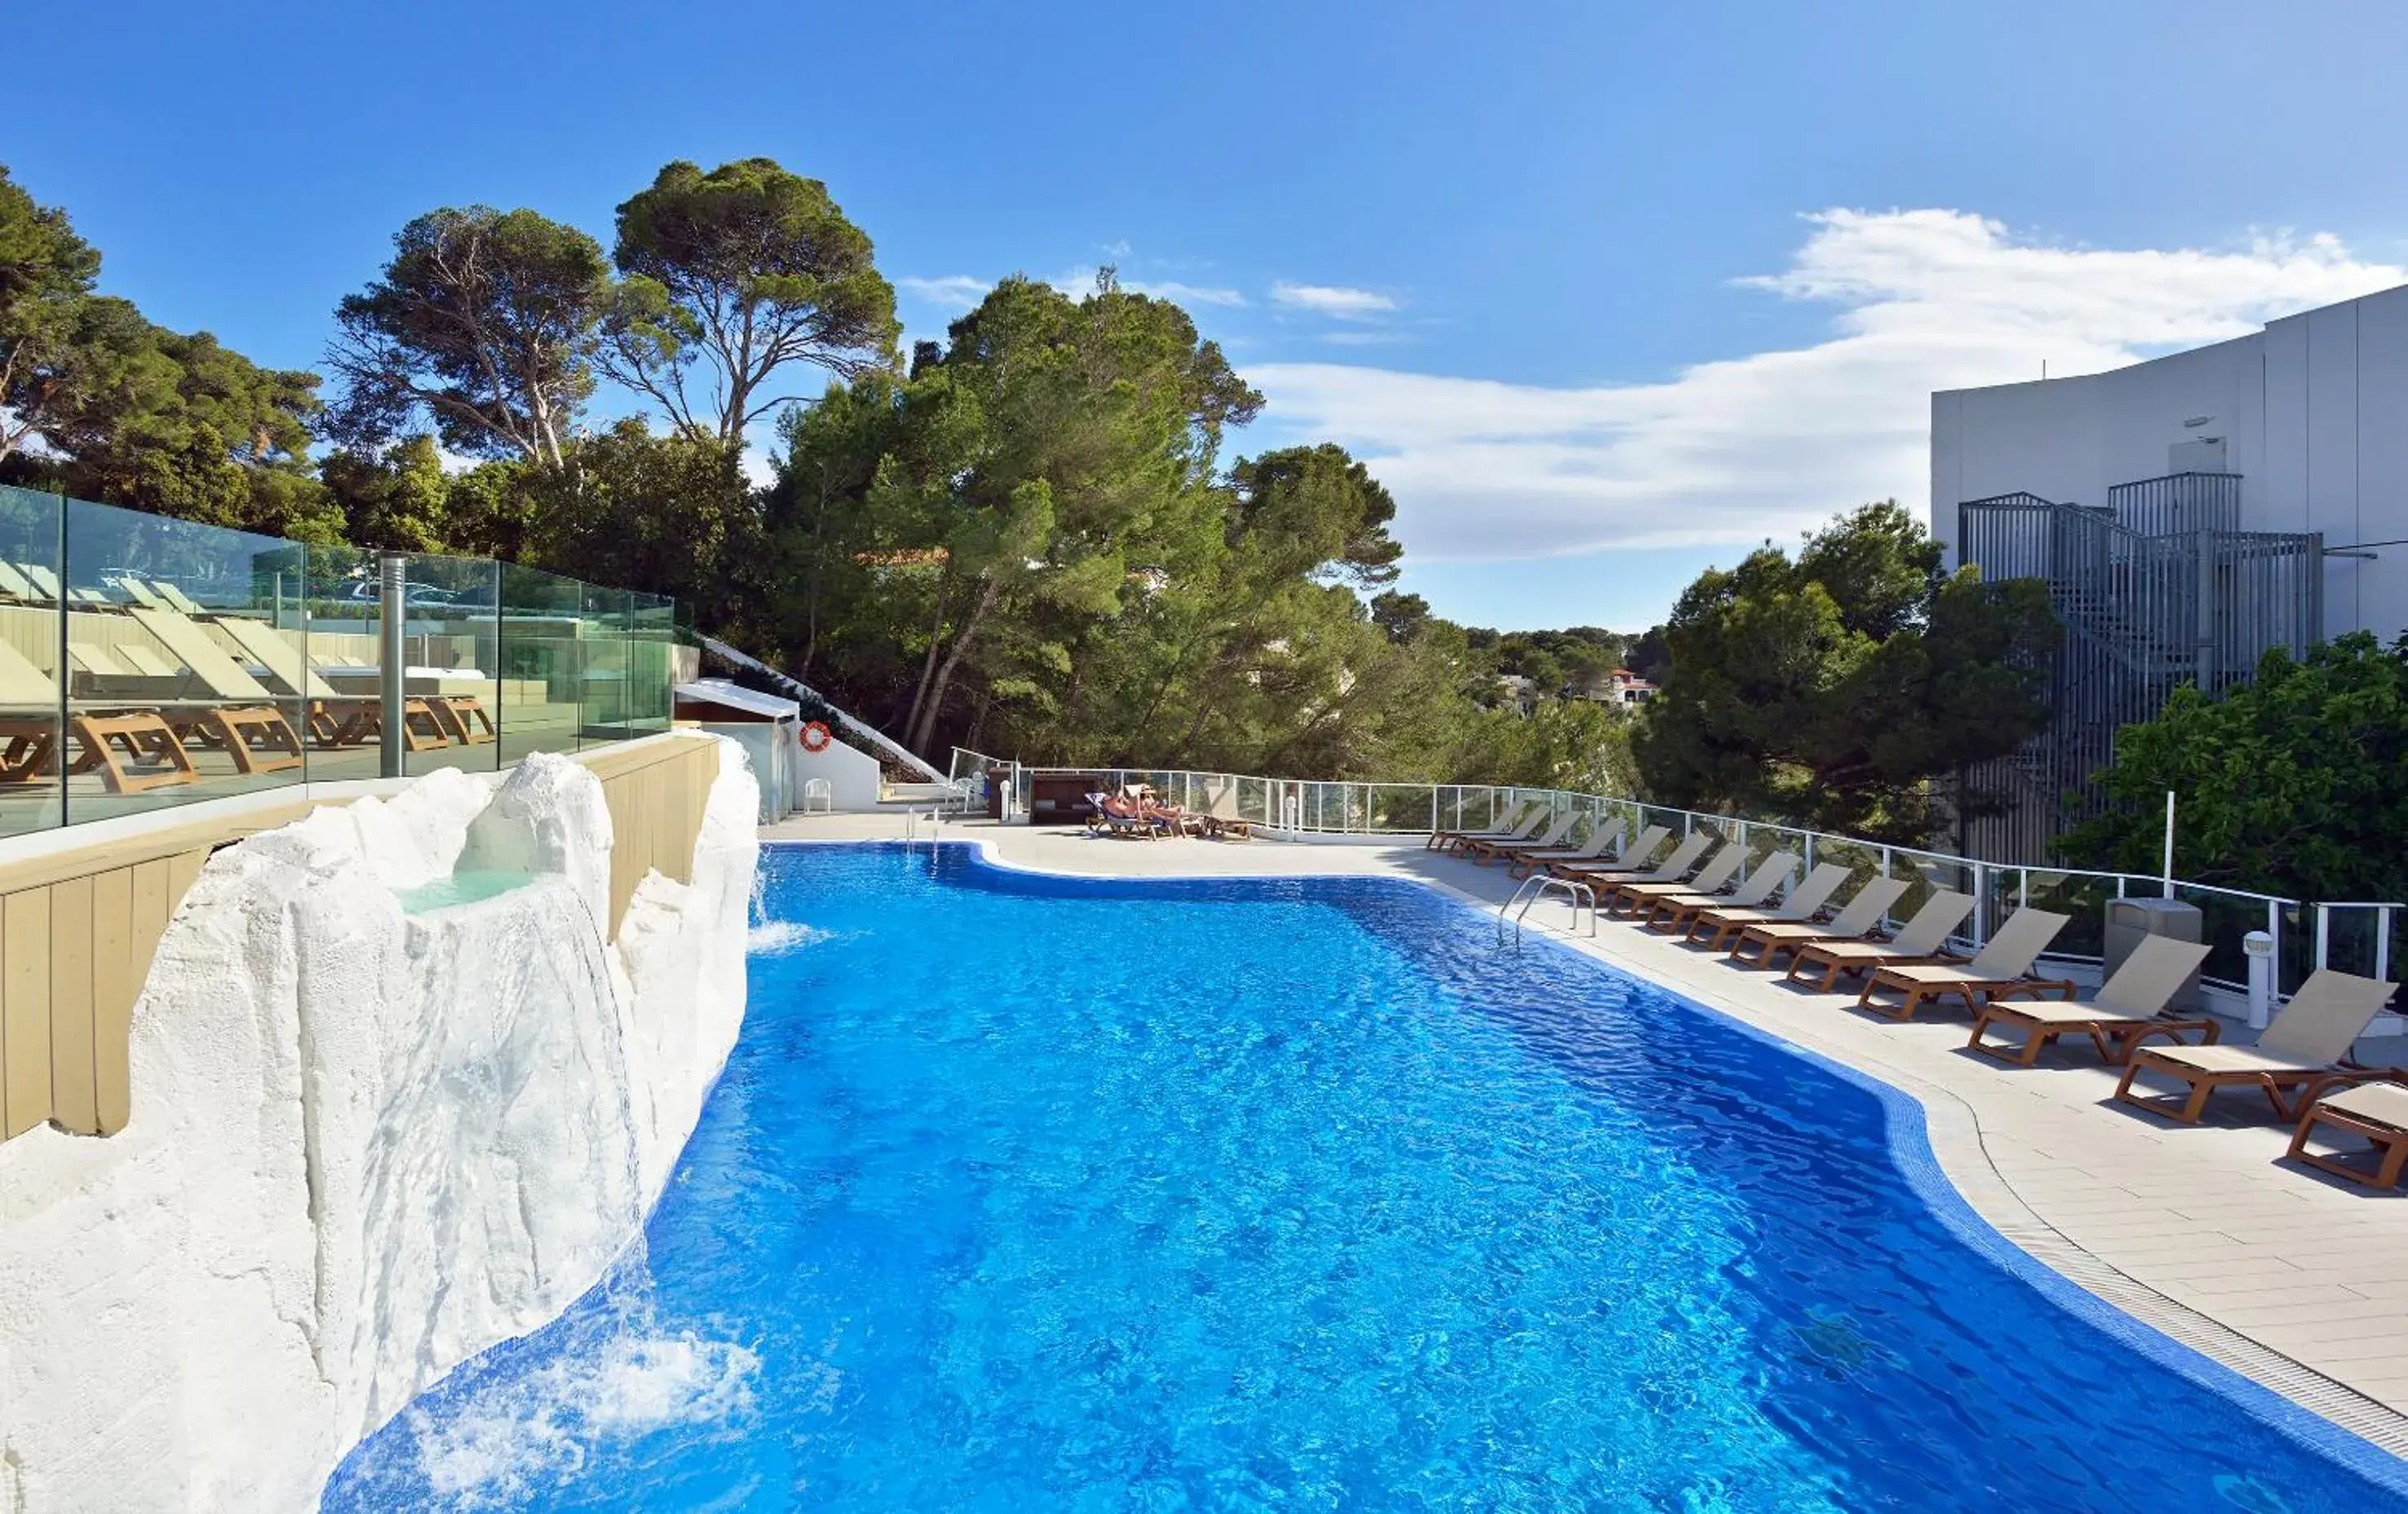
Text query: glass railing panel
60 498 306 820
626 591 677 737
297 542 387 781
579 583 631 743
1886 848 1975 941
2009 870 2119 962
398 554 502 777
0 485 64 837
500 563 587 763
1800 835 1884 916
1367 784 1435 834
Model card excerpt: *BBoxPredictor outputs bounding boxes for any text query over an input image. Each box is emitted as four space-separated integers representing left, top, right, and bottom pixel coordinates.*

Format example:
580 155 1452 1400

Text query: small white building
1932 281 2408 640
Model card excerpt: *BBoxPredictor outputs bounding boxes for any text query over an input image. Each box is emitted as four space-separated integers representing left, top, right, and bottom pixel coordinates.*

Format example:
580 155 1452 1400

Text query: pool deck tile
759 817 2408 1445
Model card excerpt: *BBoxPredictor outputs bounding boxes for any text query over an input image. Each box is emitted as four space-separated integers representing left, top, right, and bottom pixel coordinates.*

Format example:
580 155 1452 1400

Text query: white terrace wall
0 732 759 1512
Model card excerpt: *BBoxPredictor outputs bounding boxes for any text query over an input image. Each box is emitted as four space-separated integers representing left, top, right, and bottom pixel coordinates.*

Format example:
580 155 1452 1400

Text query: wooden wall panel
91 867 135 1133
3 890 55 1138
46 874 96 1133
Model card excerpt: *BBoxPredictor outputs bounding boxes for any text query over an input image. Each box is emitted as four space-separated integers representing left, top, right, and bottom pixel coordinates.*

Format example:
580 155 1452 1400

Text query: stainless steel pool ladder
1498 875 1597 945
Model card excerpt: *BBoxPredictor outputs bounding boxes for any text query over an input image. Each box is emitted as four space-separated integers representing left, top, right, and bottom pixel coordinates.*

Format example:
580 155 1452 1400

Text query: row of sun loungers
1428 811 2408 1185
0 596 497 794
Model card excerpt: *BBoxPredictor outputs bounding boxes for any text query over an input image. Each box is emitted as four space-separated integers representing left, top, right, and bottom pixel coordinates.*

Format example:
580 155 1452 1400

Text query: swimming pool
323 843 2408 1512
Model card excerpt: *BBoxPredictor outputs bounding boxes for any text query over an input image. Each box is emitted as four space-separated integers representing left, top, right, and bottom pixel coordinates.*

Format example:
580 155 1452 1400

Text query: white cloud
895 274 990 310
1272 281 1398 319
1249 210 2406 562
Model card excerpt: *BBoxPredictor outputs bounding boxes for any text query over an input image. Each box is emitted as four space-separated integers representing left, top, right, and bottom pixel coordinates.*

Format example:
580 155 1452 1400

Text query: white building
1932 281 2408 641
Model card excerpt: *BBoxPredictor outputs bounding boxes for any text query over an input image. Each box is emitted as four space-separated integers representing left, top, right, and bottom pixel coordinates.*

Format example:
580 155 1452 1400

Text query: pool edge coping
767 835 2408 1494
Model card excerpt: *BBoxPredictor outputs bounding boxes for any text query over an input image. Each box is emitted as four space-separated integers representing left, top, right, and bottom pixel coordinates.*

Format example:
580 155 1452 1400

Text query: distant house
1493 673 1538 714
1573 669 1656 706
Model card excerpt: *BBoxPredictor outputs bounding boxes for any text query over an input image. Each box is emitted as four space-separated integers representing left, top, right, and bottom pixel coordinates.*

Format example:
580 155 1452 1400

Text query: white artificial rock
0 739 759 1513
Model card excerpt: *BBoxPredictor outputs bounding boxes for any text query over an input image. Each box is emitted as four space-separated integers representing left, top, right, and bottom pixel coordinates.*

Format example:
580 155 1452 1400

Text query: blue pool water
324 843 2408 1512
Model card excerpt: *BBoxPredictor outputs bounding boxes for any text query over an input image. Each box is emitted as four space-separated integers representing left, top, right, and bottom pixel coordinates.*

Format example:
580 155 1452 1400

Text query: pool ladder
1498 875 1597 945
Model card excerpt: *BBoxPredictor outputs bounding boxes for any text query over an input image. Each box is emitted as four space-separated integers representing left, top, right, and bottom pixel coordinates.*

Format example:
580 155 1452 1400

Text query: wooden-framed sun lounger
0 640 197 794
1637 851 1799 932
427 694 498 746
1684 861 1855 948
1551 828 1709 886
1785 890 1976 990
1967 936 2217 1066
1512 821 1664 881
1729 876 1911 966
1603 841 1746 914
2114 969 2400 1125
119 607 306 772
2287 1081 2408 1189
1506 818 1631 879
1461 813 1578 864
1854 908 2074 1020
1428 803 1544 852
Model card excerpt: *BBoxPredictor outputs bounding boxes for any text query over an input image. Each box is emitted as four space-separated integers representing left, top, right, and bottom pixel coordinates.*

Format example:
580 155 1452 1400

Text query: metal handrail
1499 874 1596 946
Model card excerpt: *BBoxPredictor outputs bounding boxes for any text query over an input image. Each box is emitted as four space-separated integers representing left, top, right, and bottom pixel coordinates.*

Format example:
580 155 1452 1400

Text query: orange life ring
799 721 833 753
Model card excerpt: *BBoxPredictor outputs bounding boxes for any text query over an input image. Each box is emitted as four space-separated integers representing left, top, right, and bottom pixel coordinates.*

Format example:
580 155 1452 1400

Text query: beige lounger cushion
2313 1081 2408 1130
1989 998 2162 1028
2139 1043 2331 1078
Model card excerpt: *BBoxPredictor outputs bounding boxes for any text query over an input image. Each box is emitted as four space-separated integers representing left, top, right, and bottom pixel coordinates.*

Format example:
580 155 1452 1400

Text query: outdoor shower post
379 553 407 778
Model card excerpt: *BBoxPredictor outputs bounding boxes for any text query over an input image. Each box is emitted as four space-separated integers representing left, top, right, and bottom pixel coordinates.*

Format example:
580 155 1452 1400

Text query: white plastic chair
801 777 834 814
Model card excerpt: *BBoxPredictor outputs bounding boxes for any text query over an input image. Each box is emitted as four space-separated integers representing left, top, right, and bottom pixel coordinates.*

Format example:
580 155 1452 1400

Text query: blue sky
15 0 2408 631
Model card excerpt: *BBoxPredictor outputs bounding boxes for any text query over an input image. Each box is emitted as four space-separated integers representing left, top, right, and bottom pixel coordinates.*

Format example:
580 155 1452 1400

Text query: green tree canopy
326 206 612 467
0 165 334 536
602 157 899 448
1633 501 2058 843
2056 632 2408 900
0 163 104 468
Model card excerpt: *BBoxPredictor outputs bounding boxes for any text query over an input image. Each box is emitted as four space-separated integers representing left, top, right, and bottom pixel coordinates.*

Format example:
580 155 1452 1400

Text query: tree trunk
901 580 954 743
910 578 1001 756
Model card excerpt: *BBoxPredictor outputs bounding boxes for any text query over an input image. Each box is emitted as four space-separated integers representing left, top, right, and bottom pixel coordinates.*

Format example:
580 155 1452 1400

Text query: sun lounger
1507 817 1629 878
0 562 41 600
1684 861 1855 947
0 640 195 794
1462 813 1579 864
2114 969 2400 1125
1604 840 1746 914
2286 1080 2408 1189
150 581 209 616
1854 908 2074 1020
1785 890 1976 989
1428 802 1543 852
1728 876 1911 966
66 644 137 681
209 616 477 750
113 643 182 679
119 608 305 773
1526 821 1669 882
1084 791 1155 839
1638 850 1800 931
1559 830 1712 891
108 577 168 609
1966 936 2217 1065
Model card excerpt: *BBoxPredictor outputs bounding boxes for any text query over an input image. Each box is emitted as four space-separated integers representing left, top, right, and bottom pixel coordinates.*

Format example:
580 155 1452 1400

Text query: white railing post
2314 905 2331 972
2380 905 2395 985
